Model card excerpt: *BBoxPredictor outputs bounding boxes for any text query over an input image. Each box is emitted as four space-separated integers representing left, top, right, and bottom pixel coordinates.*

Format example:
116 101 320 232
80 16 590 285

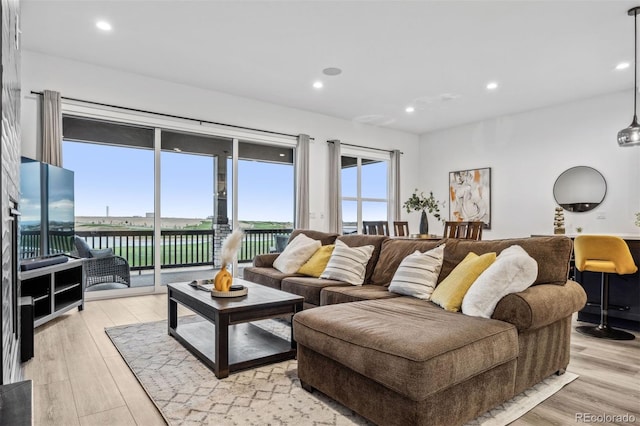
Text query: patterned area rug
106 317 577 426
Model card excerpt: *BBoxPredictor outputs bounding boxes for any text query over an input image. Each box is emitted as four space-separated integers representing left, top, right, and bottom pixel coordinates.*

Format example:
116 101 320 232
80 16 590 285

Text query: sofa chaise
244 230 587 425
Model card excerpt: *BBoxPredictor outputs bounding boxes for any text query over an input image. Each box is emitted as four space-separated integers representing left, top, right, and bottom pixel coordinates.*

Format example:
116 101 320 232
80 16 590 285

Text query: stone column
213 223 231 268
213 155 230 268
213 155 228 225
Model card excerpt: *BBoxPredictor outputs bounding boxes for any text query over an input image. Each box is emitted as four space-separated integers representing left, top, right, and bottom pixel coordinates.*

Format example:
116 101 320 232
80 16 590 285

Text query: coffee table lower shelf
167 280 304 379
169 320 296 376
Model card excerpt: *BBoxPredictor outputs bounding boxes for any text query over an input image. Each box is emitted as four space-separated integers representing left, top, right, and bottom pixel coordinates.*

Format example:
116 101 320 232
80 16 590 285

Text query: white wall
21 51 420 231
419 91 640 238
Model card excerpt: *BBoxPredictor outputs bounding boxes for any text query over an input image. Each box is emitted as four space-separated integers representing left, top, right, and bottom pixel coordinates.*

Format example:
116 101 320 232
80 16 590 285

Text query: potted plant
403 189 444 235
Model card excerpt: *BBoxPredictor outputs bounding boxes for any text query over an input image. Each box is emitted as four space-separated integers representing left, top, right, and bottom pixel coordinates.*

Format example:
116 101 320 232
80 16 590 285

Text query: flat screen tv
19 157 75 259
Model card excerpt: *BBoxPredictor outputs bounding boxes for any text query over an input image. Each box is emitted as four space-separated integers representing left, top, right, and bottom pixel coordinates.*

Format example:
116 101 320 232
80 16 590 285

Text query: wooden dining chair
362 221 390 236
466 222 484 240
443 221 483 240
393 221 410 237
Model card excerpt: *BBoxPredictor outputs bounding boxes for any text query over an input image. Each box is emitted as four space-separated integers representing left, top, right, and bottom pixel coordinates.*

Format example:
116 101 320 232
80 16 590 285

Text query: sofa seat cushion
320 285 403 306
293 297 518 401
281 277 350 306
242 267 301 290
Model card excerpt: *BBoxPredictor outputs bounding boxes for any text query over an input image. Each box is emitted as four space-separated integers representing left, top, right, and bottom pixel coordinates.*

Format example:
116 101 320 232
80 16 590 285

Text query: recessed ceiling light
279 153 286 157
96 20 112 31
323 67 342 76
486 81 499 90
405 106 415 113
313 81 323 89
616 62 631 70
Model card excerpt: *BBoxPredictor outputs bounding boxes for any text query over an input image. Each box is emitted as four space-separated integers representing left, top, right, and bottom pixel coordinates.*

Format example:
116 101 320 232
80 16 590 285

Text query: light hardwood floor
24 294 640 425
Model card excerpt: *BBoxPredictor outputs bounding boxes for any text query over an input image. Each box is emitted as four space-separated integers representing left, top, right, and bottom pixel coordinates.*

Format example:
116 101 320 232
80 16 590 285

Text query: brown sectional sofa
244 230 587 425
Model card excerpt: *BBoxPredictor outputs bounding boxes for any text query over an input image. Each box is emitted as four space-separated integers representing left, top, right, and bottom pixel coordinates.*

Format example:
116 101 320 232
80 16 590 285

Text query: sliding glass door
61 113 296 297
62 117 156 293
159 131 232 285
236 140 294 264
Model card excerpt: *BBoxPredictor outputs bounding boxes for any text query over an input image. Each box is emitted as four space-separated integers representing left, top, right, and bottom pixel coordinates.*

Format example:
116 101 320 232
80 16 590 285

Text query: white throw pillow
272 234 322 274
462 245 538 318
320 240 374 285
388 244 445 300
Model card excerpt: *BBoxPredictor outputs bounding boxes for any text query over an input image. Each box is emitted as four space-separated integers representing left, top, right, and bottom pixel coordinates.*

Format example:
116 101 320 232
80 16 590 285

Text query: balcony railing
238 229 292 263
19 230 74 259
21 228 293 269
76 230 214 270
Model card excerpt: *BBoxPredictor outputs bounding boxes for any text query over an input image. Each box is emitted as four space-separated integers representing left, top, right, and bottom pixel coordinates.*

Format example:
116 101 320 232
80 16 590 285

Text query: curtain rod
30 91 313 140
327 140 403 155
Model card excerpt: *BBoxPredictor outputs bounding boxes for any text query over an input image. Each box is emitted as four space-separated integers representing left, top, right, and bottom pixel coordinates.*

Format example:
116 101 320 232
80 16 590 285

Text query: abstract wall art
448 167 491 229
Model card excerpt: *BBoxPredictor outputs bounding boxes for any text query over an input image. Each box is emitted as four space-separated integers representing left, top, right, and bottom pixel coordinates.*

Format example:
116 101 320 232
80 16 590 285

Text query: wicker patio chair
73 236 131 291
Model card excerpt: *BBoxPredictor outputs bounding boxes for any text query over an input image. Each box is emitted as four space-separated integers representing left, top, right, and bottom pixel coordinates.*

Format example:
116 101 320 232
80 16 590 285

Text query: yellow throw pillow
430 252 497 312
297 245 335 277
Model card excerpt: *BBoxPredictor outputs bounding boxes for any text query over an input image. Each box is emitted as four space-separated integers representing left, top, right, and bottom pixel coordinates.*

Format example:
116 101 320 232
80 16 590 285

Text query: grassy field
78 220 292 232
185 221 293 230
73 219 293 268
114 242 214 268
113 236 283 268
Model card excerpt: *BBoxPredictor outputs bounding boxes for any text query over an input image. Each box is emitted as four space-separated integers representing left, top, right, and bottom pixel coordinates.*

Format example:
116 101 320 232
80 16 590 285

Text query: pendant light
618 7 640 147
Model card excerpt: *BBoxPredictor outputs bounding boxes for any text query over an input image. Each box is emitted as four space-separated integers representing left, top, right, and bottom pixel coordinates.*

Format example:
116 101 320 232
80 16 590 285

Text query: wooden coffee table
167 278 304 378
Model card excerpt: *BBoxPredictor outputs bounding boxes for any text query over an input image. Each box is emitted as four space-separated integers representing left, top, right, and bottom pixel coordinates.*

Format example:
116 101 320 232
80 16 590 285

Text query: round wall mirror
553 166 606 212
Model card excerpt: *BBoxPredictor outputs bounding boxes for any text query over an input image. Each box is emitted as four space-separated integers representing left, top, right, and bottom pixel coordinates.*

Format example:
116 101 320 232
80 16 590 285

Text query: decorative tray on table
189 280 248 298
211 285 248 298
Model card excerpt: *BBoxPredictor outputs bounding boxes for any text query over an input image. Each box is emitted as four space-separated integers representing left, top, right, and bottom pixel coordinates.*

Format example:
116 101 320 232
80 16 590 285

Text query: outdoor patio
129 264 249 287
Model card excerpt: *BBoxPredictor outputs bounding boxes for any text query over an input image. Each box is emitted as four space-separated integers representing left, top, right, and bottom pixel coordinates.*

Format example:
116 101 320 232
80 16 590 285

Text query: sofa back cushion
370 239 444 286
438 236 572 286
336 234 388 284
288 229 339 246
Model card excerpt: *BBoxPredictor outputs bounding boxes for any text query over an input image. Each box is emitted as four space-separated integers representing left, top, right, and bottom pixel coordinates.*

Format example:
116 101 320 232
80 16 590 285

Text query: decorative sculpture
214 229 244 292
553 207 565 235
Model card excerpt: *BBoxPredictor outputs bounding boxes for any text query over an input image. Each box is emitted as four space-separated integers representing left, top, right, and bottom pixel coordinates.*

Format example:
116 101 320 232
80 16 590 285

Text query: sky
59 141 389 225
341 161 388 223
62 141 294 222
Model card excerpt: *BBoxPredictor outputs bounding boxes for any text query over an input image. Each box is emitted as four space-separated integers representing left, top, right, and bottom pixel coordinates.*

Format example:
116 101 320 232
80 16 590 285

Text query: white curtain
328 139 342 233
389 149 402 222
42 90 63 166
295 134 310 229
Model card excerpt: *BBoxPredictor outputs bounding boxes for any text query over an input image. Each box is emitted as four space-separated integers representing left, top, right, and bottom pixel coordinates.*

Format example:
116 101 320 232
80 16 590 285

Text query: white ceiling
21 0 640 135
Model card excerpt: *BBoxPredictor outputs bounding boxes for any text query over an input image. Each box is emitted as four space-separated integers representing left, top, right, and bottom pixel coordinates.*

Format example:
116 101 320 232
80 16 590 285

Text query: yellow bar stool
574 235 638 340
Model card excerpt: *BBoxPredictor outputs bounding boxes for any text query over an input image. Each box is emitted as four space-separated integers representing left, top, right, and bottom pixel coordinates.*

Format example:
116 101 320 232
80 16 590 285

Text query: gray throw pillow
74 236 92 258
89 248 114 258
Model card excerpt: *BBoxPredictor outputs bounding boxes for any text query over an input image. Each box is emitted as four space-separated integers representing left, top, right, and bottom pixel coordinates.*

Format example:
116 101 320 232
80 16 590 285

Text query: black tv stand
19 256 84 327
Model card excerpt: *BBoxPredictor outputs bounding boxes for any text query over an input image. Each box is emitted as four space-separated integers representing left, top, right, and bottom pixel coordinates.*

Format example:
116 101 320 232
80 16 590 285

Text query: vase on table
214 263 232 292
419 210 429 235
